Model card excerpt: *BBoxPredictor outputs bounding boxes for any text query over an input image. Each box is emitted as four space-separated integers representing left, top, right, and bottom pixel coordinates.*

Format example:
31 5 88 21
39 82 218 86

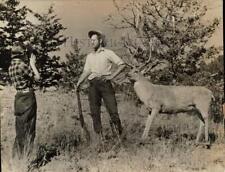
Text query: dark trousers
13 90 37 159
88 78 122 135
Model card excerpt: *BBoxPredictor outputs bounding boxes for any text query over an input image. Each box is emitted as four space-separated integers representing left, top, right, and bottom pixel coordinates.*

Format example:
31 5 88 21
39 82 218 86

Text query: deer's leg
204 116 209 143
196 120 204 144
195 109 205 144
141 108 159 140
196 105 210 144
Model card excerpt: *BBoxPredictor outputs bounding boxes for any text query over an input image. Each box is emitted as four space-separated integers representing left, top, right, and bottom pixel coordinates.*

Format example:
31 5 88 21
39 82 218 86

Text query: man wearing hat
77 30 126 143
8 44 40 159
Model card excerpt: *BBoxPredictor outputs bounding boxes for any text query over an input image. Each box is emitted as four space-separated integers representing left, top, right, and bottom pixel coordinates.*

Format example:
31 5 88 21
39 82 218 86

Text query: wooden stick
76 90 90 143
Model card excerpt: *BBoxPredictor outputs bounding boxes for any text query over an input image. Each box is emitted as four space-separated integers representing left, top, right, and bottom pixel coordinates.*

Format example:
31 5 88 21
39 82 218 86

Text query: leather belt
17 88 33 93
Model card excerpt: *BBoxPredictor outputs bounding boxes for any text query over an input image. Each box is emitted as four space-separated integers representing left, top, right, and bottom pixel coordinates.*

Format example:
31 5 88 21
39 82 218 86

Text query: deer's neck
134 79 154 104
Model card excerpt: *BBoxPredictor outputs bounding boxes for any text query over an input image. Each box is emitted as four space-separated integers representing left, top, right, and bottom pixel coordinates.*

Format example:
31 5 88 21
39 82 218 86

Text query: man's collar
93 47 105 54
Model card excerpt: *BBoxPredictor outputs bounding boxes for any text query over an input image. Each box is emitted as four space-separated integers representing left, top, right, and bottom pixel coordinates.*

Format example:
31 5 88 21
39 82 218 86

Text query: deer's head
123 37 164 83
125 59 162 83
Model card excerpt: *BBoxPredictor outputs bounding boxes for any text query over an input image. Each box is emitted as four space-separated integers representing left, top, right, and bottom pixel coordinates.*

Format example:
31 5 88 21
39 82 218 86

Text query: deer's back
134 81 213 111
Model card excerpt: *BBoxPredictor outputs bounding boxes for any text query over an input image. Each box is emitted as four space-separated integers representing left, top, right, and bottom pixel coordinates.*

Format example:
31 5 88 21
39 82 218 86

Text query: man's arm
109 63 126 80
29 55 40 81
105 50 126 81
76 70 91 91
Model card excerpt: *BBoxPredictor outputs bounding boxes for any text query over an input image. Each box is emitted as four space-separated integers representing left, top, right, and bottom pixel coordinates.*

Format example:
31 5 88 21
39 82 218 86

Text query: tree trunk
223 103 225 140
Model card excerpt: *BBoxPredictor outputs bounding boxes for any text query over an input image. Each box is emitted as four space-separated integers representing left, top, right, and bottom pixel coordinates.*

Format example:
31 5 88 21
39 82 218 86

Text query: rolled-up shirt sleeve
107 50 124 65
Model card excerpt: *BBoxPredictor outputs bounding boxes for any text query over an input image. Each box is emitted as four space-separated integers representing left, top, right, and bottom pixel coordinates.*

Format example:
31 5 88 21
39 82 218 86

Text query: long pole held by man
76 88 91 143
76 30 126 148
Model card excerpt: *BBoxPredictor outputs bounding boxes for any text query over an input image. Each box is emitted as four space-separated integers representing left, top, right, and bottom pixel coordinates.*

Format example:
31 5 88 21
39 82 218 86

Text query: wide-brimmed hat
88 30 103 38
88 30 107 47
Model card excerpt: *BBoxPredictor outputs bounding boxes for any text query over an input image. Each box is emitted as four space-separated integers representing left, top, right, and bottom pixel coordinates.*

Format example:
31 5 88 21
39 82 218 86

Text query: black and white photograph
0 0 224 171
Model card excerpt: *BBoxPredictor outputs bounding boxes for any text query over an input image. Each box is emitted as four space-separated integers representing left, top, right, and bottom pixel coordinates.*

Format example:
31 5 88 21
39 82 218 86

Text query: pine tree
0 1 67 86
61 39 86 89
0 0 30 75
30 6 67 88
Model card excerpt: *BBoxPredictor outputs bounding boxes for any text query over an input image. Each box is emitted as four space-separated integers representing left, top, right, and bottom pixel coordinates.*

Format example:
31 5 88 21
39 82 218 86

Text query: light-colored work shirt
84 48 124 80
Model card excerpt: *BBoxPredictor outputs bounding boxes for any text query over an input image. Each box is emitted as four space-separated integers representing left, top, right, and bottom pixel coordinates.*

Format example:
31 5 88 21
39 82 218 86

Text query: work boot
110 120 126 141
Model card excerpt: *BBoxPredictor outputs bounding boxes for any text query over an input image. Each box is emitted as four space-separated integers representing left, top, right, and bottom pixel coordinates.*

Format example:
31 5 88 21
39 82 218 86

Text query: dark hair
88 30 107 47
12 52 29 63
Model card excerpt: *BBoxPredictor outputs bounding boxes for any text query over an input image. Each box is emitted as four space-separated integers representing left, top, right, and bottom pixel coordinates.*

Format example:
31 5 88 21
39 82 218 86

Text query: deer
124 51 214 146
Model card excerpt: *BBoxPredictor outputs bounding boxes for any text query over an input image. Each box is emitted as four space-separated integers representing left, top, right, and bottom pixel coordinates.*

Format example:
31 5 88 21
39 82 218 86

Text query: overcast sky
18 0 223 59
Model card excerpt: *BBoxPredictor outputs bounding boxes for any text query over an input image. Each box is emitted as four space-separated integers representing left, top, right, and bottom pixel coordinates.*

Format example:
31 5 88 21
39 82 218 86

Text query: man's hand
76 71 91 92
101 75 113 82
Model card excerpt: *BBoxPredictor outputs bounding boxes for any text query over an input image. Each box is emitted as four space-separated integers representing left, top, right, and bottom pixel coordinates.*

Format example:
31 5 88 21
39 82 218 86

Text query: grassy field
1 86 225 172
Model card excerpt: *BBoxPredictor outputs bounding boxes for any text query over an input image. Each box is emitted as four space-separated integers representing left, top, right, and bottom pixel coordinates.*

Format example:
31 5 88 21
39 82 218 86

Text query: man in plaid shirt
9 57 34 90
8 44 40 159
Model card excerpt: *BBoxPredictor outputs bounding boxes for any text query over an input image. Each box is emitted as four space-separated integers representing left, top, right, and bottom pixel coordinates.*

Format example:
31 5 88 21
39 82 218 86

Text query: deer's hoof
204 141 211 149
194 142 200 147
194 141 211 149
138 138 151 146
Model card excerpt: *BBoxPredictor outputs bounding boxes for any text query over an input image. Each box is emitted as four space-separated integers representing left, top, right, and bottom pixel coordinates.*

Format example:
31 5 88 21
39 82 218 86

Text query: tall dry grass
1 87 225 172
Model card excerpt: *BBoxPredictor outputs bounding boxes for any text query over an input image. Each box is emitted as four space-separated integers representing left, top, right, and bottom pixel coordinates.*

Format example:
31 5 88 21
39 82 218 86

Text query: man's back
9 58 34 90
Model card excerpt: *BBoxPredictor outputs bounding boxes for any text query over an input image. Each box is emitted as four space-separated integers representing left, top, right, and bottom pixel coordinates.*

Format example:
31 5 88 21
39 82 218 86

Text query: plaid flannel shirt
8 58 34 90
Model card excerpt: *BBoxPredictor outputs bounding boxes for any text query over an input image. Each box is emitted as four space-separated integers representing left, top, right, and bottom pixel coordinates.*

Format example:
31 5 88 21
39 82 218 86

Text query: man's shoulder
102 48 114 53
86 48 115 57
86 53 92 59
